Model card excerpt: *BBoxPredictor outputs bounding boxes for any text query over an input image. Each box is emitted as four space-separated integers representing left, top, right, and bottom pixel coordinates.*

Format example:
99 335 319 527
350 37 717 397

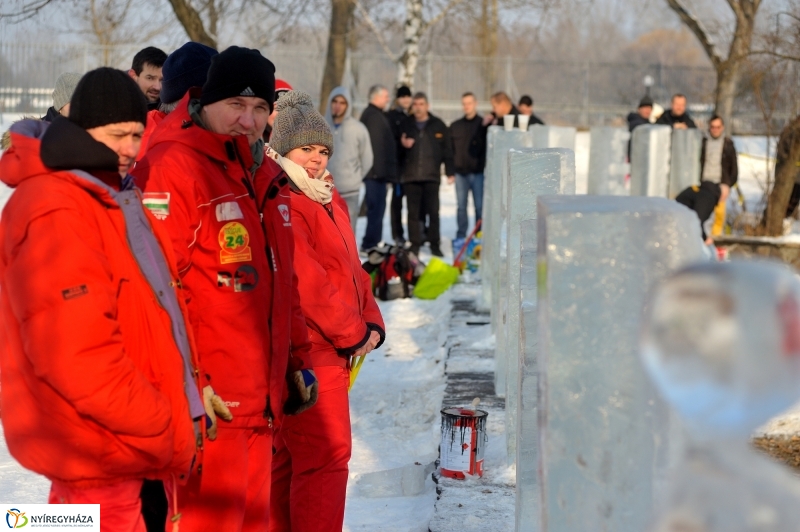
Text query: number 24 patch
218 222 252 264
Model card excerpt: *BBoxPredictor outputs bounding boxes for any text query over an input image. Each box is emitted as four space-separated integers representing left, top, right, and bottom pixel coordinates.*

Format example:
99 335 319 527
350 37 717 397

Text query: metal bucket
439 407 488 479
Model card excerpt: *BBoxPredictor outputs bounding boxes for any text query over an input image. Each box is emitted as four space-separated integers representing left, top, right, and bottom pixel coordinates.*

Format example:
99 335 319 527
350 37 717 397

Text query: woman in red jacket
266 91 386 532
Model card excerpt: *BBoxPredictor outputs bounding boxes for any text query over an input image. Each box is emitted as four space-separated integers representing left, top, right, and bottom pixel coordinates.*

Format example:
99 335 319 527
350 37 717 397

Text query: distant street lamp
643 75 654 97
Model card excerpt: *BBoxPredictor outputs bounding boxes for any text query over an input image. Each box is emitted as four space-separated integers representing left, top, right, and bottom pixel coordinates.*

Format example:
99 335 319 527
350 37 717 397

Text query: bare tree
164 0 217 48
763 116 800 235
665 0 762 129
354 0 466 88
320 0 355 113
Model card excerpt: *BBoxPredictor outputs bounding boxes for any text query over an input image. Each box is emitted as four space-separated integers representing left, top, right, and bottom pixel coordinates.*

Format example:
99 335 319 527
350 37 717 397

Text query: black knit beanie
69 68 148 130
200 46 276 110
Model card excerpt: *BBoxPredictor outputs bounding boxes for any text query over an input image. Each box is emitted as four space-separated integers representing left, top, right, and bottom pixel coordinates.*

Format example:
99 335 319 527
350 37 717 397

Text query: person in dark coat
656 94 697 129
626 95 653 159
517 95 544 126
778 116 800 217
387 85 412 244
359 84 397 251
678 115 737 243
398 92 454 257
483 91 522 129
450 92 487 239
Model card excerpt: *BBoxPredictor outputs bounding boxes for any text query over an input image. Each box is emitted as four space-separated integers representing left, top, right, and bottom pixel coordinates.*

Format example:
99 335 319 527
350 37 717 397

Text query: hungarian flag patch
142 192 170 219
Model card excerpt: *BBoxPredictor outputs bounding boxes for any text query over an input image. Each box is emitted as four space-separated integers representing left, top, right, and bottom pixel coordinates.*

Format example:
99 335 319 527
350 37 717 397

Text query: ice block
642 261 800 532
587 127 630 196
531 125 577 152
481 126 501 312
502 149 575 466
668 128 703 199
516 219 540 532
535 196 704 532
483 128 535 397
630 125 672 197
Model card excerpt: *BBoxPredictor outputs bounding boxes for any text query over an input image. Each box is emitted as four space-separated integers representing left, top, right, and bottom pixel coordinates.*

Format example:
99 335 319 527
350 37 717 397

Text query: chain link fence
1 41 797 134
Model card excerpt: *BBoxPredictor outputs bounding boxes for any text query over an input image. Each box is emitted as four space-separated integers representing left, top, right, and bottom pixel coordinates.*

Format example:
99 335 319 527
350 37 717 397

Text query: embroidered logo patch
216 201 244 222
278 204 291 226
142 192 170 220
217 265 259 292
218 222 252 264
240 87 255 97
62 285 88 300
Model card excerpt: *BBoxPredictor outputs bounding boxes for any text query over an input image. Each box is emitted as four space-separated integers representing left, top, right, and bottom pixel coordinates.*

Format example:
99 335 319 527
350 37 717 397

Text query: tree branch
665 0 723 68
0 0 54 21
421 0 467 34
165 0 217 48
353 0 397 60
749 49 800 62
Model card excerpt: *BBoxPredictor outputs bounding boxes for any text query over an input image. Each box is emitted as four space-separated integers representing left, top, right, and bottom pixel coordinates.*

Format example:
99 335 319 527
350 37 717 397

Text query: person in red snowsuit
133 47 316 532
0 68 203 532
264 90 385 532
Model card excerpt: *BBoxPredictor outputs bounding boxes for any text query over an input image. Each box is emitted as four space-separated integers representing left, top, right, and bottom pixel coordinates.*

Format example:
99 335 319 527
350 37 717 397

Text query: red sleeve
288 267 313 372
291 207 369 351
132 155 202 275
2 206 172 438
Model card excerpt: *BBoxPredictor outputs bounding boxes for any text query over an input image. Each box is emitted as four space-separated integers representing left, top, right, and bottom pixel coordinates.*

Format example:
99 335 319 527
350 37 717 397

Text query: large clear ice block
486 128 535 396
531 125 577 152
535 196 704 532
642 261 800 532
667 128 703 199
517 219 540 532
587 127 630 196
502 149 575 466
630 125 672 197
481 126 502 312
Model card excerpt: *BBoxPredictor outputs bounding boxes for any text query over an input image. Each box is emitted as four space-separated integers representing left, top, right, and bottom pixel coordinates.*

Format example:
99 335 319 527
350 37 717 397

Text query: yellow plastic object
349 355 366 392
712 201 726 237
413 257 460 300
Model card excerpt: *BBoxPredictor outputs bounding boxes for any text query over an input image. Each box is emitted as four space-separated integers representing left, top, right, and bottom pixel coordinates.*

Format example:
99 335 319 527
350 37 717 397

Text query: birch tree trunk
397 0 424 88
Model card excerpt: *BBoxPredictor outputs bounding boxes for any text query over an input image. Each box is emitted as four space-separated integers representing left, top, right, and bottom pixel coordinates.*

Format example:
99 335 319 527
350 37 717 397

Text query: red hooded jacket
0 119 197 488
276 180 385 368
133 91 312 427
136 108 166 162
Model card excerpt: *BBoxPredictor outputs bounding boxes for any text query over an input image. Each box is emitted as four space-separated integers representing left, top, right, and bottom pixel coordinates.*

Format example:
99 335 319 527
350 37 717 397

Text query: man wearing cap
0 68 202 532
627 95 653 159
42 72 82 121
133 46 315 531
265 79 293 140
136 42 218 162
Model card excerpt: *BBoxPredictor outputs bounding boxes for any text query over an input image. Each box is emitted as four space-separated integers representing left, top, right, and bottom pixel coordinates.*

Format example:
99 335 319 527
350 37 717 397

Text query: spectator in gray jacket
325 86 374 232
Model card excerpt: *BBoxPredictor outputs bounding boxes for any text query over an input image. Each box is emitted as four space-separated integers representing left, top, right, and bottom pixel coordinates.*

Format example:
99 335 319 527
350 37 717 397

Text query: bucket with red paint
439 407 488 479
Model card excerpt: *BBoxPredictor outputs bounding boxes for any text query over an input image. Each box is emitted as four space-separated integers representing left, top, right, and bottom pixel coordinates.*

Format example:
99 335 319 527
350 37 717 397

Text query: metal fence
1 41 797 134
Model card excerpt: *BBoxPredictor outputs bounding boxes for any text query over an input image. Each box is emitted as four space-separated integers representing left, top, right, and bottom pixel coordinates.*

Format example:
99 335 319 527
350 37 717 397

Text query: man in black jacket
626 95 653 159
483 91 522 128
387 85 412 243
518 95 544 126
360 84 397 251
450 92 486 239
677 115 738 243
399 92 454 257
656 94 697 129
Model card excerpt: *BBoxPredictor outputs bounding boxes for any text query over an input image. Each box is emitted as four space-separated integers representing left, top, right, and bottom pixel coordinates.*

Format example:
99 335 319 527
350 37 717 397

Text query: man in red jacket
0 68 202 532
133 47 315 532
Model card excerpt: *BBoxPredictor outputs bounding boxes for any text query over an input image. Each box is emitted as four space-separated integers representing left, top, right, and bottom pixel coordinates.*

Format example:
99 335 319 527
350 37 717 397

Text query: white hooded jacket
324 86 373 195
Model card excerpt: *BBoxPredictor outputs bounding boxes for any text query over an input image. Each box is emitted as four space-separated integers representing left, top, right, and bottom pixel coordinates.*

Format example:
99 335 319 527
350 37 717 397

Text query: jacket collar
0 118 130 205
